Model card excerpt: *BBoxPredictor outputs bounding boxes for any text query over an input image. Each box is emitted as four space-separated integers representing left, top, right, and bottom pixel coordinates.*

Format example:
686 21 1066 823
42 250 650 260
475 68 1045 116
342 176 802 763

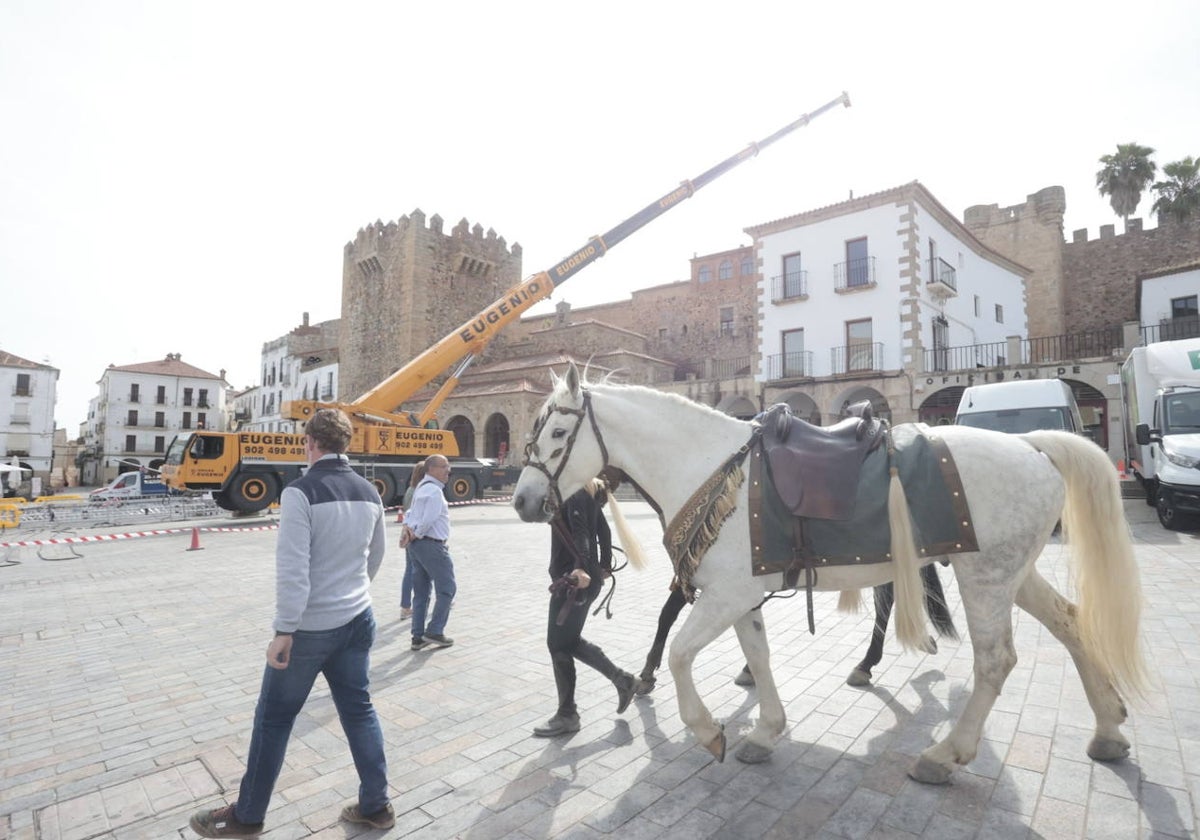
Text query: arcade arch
483 413 512 461
714 394 758 420
445 415 475 458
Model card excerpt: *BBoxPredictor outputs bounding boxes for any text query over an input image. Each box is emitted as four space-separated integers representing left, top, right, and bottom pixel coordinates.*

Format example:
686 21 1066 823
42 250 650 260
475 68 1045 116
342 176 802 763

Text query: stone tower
963 186 1066 338
338 210 523 403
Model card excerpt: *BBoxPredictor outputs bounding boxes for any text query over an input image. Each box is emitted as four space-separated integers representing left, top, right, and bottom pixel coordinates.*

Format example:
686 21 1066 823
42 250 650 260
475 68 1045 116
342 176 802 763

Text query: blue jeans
409 540 456 638
401 550 414 609
235 608 388 824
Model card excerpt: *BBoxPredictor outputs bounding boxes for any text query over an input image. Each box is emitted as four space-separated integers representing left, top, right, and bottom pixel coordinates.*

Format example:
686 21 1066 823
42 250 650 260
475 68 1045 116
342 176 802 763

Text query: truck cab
954 379 1086 436
90 470 170 500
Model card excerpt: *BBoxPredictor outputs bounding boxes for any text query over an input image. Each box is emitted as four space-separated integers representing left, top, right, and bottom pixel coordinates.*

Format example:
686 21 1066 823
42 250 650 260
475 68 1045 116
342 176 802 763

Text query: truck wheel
212 491 236 512
446 474 477 503
371 472 397 506
1156 491 1192 531
229 474 278 513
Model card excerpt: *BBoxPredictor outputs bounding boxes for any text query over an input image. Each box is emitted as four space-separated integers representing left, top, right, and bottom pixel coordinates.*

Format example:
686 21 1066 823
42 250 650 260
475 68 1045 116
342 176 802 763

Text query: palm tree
1096 143 1157 222
1151 157 1200 224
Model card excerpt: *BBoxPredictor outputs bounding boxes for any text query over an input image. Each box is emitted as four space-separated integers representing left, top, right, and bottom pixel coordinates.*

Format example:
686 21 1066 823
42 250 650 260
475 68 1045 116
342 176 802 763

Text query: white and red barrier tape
1 497 513 549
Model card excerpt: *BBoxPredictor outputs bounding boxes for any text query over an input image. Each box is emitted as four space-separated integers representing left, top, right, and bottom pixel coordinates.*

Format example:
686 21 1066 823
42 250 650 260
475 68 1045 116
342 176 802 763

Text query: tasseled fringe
676 466 744 598
837 590 864 613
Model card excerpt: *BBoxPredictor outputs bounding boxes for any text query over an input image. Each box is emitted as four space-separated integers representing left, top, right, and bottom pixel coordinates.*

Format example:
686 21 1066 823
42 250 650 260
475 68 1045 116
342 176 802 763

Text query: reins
522 389 609 519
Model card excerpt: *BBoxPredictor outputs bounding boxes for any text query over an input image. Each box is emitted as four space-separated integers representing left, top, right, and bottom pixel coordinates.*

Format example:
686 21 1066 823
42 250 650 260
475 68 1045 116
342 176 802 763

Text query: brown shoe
340 802 396 829
189 803 263 838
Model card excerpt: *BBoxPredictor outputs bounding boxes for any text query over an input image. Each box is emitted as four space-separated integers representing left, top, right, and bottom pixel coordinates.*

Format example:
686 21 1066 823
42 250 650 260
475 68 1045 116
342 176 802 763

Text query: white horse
512 363 1149 783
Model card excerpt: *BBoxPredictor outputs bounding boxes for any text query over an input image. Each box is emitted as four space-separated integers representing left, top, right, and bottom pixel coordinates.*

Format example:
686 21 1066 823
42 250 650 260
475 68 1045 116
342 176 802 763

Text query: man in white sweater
191 409 393 838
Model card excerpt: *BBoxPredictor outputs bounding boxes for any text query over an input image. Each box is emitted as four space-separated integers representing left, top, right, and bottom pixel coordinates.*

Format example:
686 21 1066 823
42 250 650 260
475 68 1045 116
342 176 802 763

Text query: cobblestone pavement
1 497 1198 839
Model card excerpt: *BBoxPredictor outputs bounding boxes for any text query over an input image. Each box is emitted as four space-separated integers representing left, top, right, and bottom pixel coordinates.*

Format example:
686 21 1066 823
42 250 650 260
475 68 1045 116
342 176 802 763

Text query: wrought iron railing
831 342 884 374
770 270 808 302
930 257 957 292
1141 316 1200 344
923 341 1007 372
711 356 752 379
834 257 876 290
1024 327 1123 363
765 351 814 380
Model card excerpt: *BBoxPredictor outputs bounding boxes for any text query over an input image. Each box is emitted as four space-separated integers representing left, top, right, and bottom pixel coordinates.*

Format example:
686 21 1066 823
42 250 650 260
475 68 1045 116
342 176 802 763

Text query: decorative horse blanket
749 422 978 579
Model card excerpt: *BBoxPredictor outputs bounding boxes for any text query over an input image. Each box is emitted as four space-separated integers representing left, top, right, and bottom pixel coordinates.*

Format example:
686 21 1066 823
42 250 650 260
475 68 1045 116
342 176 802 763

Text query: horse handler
533 478 640 737
190 409 393 838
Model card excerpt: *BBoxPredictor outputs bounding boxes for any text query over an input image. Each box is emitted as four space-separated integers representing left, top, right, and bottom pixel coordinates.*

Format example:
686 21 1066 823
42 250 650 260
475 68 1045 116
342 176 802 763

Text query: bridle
522 388 609 518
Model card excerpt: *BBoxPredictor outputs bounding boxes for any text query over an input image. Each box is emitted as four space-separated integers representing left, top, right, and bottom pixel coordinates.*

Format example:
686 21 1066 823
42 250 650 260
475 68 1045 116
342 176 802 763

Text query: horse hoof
846 668 872 687
733 667 755 687
635 676 655 695
926 637 938 654
1088 736 1131 762
705 726 726 762
735 740 772 764
908 755 953 784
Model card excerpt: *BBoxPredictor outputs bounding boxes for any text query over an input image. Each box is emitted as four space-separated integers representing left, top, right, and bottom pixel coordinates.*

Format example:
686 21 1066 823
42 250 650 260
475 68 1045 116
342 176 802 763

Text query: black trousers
547 588 619 717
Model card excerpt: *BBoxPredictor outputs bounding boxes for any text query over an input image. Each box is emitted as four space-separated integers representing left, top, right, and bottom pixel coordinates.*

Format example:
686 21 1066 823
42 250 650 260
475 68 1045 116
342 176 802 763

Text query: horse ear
566 361 581 396
549 368 561 388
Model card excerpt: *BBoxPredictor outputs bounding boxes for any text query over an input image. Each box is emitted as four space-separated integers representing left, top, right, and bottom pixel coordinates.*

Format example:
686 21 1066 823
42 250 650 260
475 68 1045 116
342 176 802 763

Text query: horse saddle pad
749 423 978 576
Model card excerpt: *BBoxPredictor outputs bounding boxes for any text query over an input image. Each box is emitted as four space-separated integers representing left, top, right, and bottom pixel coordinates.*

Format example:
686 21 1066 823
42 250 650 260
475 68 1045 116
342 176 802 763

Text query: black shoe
340 802 395 830
423 633 454 648
189 803 263 838
411 636 430 651
614 672 638 714
532 713 581 737
733 664 756 687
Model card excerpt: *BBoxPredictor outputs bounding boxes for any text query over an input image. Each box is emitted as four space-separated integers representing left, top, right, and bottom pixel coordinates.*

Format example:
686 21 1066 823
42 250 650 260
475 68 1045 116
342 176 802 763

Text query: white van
954 379 1085 436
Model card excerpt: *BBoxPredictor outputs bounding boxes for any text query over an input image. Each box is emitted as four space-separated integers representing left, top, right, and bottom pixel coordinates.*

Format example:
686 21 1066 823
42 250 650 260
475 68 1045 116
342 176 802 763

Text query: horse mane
568 373 752 426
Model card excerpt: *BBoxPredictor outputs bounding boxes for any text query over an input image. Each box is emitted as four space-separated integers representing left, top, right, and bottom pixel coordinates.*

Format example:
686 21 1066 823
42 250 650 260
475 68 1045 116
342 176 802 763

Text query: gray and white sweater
273 454 387 633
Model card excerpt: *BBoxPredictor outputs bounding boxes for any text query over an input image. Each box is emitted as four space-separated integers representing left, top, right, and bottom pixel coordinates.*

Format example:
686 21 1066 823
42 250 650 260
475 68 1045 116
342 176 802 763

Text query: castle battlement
345 208 519 260
963 186 1066 229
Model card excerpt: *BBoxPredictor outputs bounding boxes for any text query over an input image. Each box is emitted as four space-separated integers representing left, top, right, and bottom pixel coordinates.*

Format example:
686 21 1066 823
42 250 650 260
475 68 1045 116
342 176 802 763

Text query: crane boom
290 91 851 423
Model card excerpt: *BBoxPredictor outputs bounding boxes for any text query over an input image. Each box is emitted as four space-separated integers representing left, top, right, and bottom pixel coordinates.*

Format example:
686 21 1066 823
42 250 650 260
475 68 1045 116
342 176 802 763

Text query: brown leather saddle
758 400 885 521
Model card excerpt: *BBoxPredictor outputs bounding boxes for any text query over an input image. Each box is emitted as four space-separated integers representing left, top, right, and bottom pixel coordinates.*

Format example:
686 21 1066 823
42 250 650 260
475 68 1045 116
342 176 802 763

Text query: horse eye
551 428 567 439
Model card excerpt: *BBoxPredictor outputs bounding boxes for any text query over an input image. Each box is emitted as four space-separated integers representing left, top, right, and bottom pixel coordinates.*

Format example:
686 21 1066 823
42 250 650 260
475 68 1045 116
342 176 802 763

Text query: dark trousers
547 588 620 718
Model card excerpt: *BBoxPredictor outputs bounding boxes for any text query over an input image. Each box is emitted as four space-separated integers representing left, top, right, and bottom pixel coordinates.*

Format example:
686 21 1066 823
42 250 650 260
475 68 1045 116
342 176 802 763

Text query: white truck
90 470 172 500
954 379 1086 435
1121 337 1200 530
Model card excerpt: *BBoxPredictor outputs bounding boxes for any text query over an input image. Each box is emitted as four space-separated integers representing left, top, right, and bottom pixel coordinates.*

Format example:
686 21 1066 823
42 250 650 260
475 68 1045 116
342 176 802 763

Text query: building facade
0 350 59 484
79 354 228 485
245 313 340 433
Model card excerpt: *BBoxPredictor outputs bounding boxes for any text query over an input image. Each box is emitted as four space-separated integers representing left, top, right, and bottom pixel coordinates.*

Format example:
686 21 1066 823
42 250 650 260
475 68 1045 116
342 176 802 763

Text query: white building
1135 261 1200 342
749 181 1030 424
245 314 339 433
0 350 59 483
80 353 228 484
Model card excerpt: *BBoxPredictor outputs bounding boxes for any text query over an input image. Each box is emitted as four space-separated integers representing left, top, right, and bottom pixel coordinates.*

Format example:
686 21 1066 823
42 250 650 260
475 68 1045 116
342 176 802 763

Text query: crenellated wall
1061 215 1200 333
338 210 522 403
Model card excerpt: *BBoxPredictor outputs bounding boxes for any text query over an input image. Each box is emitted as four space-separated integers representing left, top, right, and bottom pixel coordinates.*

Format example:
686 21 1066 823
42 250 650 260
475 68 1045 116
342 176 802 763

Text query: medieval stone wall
338 210 522 402
1061 215 1200 333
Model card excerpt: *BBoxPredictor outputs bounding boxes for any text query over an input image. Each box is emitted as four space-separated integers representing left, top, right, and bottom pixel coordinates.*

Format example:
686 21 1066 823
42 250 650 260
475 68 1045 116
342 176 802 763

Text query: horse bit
522 388 609 517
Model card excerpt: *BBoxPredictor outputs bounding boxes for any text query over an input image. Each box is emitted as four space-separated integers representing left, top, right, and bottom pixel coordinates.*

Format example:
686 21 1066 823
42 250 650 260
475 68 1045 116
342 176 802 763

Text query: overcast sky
3 0 1198 430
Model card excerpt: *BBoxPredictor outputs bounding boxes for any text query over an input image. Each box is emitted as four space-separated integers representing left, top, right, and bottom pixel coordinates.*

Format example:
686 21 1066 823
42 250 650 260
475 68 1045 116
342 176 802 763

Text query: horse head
513 361 608 522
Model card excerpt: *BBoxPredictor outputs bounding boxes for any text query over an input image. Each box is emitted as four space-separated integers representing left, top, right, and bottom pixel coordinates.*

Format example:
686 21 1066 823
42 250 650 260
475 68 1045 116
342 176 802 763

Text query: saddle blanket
749 423 978 577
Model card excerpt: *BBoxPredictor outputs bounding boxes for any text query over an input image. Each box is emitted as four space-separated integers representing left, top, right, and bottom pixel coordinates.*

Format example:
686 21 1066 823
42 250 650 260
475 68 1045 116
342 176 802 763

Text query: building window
15 373 31 396
124 435 137 452
198 388 209 408
154 436 165 453
847 319 874 371
127 410 138 427
155 411 165 427
846 237 869 287
995 304 1004 324
719 307 734 336
698 265 712 283
183 387 193 406
782 328 805 377
929 238 938 283
658 327 668 340
932 316 949 372
198 412 207 430
156 385 166 404
718 260 732 281
974 295 981 317
1171 295 1198 319
130 383 140 403
183 412 192 429
782 252 803 298
740 255 754 276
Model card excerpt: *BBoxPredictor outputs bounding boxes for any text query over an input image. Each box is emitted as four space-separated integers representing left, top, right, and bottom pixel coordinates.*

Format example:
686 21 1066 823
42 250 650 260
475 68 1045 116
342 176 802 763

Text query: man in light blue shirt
400 454 457 650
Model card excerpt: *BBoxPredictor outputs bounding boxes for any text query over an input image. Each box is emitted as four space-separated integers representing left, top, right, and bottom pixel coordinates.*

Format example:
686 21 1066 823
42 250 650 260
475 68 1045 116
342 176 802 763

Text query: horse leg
667 592 755 762
911 569 1018 784
1014 569 1130 761
847 583 893 687
638 587 687 694
732 610 784 763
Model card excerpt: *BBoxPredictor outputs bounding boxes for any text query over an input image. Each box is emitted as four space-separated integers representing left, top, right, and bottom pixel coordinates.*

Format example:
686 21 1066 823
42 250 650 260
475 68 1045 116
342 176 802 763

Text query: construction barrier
0 504 20 529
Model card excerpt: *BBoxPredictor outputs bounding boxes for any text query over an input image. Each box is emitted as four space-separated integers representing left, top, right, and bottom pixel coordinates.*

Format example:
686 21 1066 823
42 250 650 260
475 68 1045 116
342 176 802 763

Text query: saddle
758 400 885 521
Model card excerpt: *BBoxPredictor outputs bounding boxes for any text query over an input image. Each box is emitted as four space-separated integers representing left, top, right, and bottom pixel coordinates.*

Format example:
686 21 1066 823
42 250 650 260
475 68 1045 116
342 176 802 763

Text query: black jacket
548 487 612 598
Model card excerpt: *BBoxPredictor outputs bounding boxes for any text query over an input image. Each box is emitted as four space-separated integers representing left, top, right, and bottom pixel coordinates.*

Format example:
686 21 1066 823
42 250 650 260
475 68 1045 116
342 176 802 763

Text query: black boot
614 671 638 714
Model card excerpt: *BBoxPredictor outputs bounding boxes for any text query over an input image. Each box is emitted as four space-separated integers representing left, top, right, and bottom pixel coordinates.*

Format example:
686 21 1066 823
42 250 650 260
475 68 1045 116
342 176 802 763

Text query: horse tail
1022 430 1150 700
605 487 648 570
888 461 930 652
921 563 959 641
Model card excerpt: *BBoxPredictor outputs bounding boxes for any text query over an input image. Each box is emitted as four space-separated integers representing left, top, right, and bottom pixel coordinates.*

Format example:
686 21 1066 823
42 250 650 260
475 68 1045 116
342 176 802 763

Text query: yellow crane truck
161 93 850 513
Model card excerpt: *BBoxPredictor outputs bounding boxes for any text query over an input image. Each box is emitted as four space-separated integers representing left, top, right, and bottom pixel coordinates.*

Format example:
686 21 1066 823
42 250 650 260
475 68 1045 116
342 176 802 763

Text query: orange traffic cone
396 507 404 523
186 526 204 551
1116 458 1127 478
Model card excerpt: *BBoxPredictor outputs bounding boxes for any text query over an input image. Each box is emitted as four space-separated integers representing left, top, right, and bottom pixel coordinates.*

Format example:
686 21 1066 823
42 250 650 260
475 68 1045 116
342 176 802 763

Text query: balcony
1143 315 1200 344
832 342 884 374
834 257 876 292
928 257 958 299
771 271 808 303
924 341 1007 372
765 351 815 380
709 356 752 379
10 415 30 425
13 386 31 397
